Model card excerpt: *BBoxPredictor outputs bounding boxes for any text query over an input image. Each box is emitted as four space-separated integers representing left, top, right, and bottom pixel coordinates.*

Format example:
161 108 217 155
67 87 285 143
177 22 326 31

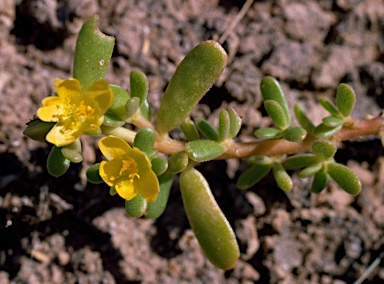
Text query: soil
1 0 384 283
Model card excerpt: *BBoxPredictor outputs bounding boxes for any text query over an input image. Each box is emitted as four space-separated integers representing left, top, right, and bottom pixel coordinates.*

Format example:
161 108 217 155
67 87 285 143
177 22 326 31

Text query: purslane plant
24 16 384 270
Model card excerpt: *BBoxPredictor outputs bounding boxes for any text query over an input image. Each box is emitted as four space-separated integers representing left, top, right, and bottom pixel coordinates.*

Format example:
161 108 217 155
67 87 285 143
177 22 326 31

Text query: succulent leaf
336 83 356 117
186 140 225 162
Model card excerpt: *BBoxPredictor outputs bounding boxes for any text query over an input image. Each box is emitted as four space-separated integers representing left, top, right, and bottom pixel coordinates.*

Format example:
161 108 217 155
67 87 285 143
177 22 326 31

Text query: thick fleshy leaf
167 151 189 174
311 170 329 193
272 163 293 192
237 164 272 190
298 163 323 178
247 155 273 166
103 113 125 127
228 108 242 138
322 116 344 127
282 126 307 142
327 162 361 195
73 15 115 90
311 139 336 160
336 83 356 117
139 99 152 121
125 97 141 118
125 194 147 217
313 123 342 138
195 118 219 141
180 118 200 141
218 109 230 142
180 167 239 270
283 154 319 170
133 128 156 153
318 98 340 117
146 173 174 219
86 163 103 184
61 139 83 163
260 77 291 125
108 84 130 119
293 104 315 133
47 146 70 177
254 127 282 139
130 70 148 106
186 140 225 162
23 119 55 142
156 41 227 133
151 157 168 176
264 100 289 130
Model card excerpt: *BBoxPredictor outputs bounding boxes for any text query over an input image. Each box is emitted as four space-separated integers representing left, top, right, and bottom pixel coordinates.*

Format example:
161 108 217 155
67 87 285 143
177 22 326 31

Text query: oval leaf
145 173 174 219
313 123 342 138
168 151 189 174
23 119 55 142
180 118 200 141
86 163 103 184
322 116 344 127
47 146 70 177
237 164 272 190
254 127 282 140
264 100 289 130
156 41 227 133
186 140 225 162
133 128 156 153
311 139 336 160
282 126 307 142
61 140 83 163
108 84 130 119
272 163 293 192
180 167 239 270
247 155 274 166
218 109 230 142
283 154 319 170
125 194 147 218
151 157 168 176
196 118 219 141
103 113 125 128
311 170 329 193
130 70 149 106
228 108 242 138
260 76 291 125
318 97 340 117
298 163 323 178
336 83 356 117
327 162 361 195
293 104 314 133
73 15 115 90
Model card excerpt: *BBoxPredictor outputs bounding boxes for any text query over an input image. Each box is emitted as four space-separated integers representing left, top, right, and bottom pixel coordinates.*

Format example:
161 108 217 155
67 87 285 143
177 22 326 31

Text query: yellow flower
99 136 159 202
37 78 113 147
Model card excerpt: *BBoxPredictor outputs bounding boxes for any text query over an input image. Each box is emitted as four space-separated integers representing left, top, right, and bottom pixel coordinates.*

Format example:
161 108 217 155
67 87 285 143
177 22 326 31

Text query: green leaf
86 163 103 184
298 163 323 178
318 97 340 117
254 127 282 139
130 70 149 106
237 164 272 190
145 173 174 219
180 118 200 141
167 151 189 174
139 99 152 121
336 83 356 117
73 15 115 90
322 116 344 127
109 186 117 196
125 194 147 218
151 157 168 176
23 119 55 142
272 163 293 192
247 155 274 166
311 169 329 193
327 162 361 195
264 100 289 130
61 139 83 163
186 140 225 162
311 139 336 160
195 118 219 141
283 154 319 170
103 113 125 128
156 41 227 134
313 123 342 138
133 128 156 153
47 146 70 177
125 97 140 118
293 104 315 133
282 126 307 142
180 167 239 270
260 76 291 125
218 109 230 142
108 84 130 119
228 108 242 138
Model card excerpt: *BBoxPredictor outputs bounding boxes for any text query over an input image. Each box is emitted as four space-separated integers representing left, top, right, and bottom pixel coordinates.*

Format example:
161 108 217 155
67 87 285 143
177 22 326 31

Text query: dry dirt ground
1 0 384 283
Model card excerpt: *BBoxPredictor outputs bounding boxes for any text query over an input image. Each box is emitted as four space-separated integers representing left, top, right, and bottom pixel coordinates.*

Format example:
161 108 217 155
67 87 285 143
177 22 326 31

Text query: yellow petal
134 170 159 202
99 159 124 186
85 80 113 112
37 96 63 122
54 78 64 91
56 78 83 103
115 177 137 200
98 136 133 160
46 124 78 147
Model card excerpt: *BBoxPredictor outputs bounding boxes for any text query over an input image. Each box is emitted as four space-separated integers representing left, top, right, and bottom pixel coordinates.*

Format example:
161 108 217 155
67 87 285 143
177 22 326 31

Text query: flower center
119 157 140 180
77 101 95 118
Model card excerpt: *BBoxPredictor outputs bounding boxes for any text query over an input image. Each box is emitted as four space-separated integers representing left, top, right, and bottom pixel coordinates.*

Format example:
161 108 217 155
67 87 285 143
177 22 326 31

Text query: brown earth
1 0 384 283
